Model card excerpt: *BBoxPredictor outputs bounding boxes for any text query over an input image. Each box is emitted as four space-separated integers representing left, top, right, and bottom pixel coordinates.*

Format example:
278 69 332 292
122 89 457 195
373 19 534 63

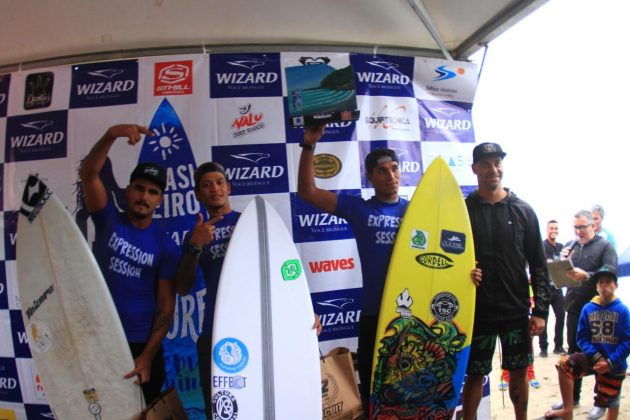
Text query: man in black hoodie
461 142 549 420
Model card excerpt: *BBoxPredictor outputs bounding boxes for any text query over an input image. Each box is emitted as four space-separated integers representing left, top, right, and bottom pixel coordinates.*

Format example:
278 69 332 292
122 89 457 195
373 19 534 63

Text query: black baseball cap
472 142 507 164
365 148 399 173
593 264 618 284
130 162 167 192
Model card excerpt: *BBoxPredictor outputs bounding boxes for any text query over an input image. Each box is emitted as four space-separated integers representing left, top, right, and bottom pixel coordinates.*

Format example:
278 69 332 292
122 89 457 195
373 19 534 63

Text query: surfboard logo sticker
415 252 453 269
20 175 51 222
212 390 239 420
281 259 302 281
440 230 466 255
430 292 460 321
213 338 249 373
410 229 428 250
82 389 102 417
27 321 53 353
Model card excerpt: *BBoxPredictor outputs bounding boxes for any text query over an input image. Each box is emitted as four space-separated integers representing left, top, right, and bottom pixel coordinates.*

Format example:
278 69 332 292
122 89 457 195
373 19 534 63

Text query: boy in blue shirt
545 265 630 420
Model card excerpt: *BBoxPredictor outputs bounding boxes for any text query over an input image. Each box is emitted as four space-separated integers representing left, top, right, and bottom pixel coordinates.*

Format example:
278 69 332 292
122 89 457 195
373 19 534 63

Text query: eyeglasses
573 224 591 231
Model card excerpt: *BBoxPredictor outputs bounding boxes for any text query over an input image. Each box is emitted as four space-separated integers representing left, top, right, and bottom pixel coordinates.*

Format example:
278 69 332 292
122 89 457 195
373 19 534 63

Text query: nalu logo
410 229 428 250
20 175 51 222
415 252 454 269
430 292 459 322
281 259 302 281
213 337 249 373
231 104 265 138
440 230 466 255
212 390 239 420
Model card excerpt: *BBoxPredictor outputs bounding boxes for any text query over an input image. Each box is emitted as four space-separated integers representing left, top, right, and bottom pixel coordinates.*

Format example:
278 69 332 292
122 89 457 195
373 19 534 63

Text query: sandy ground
489 310 630 420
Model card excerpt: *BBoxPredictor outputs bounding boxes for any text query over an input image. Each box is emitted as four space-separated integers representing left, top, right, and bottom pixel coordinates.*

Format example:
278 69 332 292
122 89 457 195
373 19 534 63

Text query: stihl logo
308 258 355 273
154 61 193 96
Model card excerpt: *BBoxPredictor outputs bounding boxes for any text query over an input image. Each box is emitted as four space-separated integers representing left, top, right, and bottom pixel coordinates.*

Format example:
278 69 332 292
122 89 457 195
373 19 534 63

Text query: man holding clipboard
548 210 617 418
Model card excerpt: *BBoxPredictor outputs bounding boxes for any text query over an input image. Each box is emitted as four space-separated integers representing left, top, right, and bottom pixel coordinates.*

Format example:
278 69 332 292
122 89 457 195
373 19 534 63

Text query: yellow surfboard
370 156 476 419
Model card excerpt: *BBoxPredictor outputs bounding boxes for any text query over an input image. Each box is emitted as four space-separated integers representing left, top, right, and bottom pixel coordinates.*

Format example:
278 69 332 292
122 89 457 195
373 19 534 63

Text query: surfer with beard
462 142 549 420
80 123 178 405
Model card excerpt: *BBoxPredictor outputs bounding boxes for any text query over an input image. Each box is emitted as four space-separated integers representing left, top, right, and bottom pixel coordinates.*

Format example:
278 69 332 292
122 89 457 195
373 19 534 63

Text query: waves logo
351 53 414 97
154 60 193 96
365 104 411 131
70 59 138 108
24 72 53 110
433 65 466 82
231 104 265 138
210 52 282 98
313 153 342 179
6 110 68 162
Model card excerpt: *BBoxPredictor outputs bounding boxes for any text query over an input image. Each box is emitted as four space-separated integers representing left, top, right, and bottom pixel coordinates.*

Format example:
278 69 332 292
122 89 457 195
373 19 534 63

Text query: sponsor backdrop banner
0 52 488 419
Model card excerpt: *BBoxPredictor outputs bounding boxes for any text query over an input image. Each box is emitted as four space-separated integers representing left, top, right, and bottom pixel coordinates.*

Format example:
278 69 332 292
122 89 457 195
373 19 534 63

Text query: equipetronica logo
410 229 428 250
213 337 249 373
430 292 460 321
440 230 466 255
212 390 239 420
281 259 302 281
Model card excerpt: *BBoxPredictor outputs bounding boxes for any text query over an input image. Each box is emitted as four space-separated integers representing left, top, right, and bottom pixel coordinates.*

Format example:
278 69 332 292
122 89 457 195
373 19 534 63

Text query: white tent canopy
1 0 548 72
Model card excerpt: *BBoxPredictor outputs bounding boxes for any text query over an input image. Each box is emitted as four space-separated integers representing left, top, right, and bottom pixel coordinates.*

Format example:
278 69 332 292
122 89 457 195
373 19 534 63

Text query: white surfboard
16 174 143 419
210 196 322 420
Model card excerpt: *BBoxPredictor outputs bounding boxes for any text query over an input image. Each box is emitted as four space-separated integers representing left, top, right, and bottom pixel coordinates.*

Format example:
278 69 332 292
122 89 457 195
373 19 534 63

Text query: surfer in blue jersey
80 124 179 405
174 161 241 418
462 142 550 420
298 124 408 411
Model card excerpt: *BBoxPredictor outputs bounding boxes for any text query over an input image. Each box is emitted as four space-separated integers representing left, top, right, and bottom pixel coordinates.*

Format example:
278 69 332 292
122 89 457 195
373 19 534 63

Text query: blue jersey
578 295 630 373
91 202 179 342
335 195 408 316
183 210 241 337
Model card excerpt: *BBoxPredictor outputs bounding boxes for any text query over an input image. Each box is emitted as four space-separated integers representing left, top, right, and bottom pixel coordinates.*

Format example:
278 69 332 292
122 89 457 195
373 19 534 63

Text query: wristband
187 243 202 256
299 142 315 151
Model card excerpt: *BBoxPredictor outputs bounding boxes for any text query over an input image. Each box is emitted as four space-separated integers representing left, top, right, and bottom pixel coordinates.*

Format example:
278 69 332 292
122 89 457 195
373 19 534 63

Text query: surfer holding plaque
462 142 550 420
79 124 179 405
297 124 409 412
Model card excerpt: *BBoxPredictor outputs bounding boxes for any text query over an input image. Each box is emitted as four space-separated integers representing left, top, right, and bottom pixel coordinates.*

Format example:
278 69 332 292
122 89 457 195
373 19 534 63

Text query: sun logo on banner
147 122 184 161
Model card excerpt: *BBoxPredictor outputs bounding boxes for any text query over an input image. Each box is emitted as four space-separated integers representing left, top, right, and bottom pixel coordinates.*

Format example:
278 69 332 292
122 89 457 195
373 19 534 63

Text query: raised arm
79 124 153 213
297 124 338 214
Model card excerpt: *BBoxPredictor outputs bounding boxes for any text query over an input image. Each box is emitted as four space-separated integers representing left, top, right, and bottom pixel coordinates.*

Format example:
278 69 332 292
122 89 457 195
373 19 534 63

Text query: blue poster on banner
350 53 415 97
70 60 138 108
137 98 205 419
291 192 355 244
211 143 289 195
418 100 475 142
0 74 10 117
209 53 282 98
311 288 362 341
5 110 68 163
